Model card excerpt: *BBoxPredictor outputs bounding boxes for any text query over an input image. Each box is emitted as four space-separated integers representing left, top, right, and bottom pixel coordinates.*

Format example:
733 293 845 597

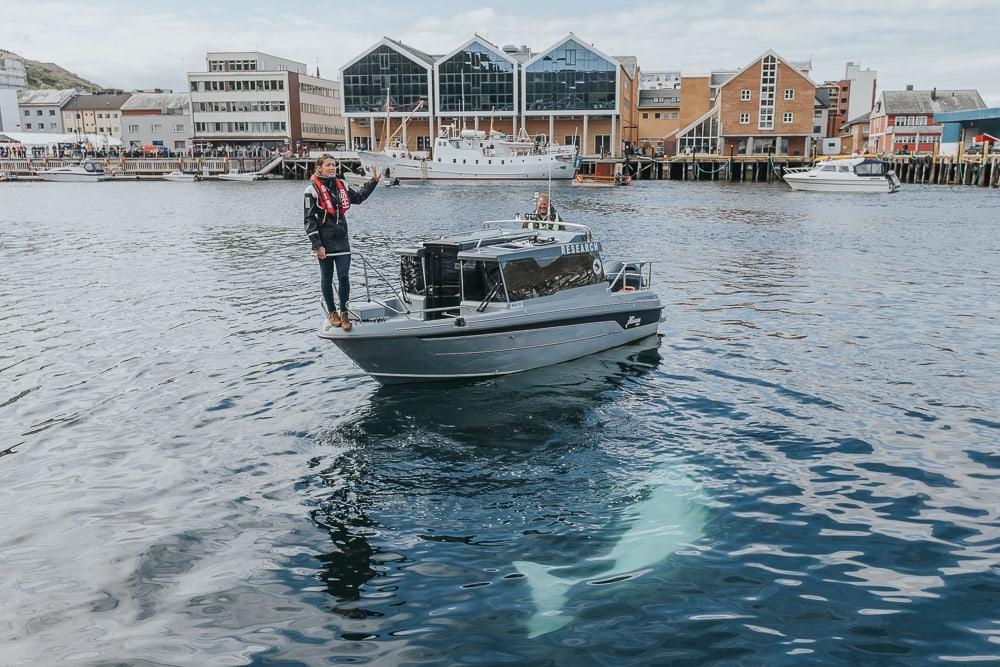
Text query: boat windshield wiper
477 271 504 312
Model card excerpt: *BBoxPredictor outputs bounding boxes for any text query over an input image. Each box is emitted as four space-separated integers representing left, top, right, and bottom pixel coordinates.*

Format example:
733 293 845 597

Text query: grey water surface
1 179 998 665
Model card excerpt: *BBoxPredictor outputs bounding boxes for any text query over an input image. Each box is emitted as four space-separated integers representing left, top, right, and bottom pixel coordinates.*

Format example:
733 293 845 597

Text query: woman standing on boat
304 155 380 332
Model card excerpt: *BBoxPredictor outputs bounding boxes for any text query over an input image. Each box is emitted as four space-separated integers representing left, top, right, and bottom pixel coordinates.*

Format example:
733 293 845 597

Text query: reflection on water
2 180 999 664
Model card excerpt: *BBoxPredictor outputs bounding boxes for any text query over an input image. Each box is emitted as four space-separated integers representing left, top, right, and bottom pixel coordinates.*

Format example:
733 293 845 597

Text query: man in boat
304 154 380 332
522 193 563 230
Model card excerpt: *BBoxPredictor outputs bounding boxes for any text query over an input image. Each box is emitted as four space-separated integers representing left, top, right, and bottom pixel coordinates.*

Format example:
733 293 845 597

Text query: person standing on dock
304 155 380 332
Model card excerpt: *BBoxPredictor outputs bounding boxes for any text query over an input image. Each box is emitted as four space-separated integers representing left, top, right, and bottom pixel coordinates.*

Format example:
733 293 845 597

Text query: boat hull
321 298 663 384
783 174 896 193
358 151 575 180
38 172 105 182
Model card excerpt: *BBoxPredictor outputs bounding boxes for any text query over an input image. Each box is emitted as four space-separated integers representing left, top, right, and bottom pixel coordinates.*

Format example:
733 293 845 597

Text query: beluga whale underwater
514 462 708 638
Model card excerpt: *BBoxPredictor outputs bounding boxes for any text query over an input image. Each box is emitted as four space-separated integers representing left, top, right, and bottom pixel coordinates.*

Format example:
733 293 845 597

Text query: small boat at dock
37 159 106 182
218 170 266 182
783 156 901 193
318 218 662 384
573 161 632 187
164 171 197 182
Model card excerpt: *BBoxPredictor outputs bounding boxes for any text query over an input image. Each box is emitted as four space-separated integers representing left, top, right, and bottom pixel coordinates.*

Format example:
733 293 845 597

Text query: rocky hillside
1 49 103 91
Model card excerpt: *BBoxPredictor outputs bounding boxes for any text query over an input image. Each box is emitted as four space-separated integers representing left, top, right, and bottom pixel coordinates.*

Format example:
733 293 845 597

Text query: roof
524 33 620 73
881 90 985 115
934 106 1000 123
121 93 190 112
434 35 518 68
615 56 638 79
639 89 680 108
717 50 816 92
814 87 833 108
841 111 871 128
383 37 438 66
63 93 132 111
711 54 813 89
17 89 78 106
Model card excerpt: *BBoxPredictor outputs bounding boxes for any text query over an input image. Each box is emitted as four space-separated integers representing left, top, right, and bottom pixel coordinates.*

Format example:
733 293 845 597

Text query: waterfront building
839 111 871 154
522 36 639 157
16 89 77 134
640 70 680 91
868 87 985 155
188 51 345 150
62 92 132 141
120 92 192 152
933 107 1000 157
637 88 680 152
672 51 817 155
341 37 436 152
0 51 28 132
341 34 639 157
820 62 878 140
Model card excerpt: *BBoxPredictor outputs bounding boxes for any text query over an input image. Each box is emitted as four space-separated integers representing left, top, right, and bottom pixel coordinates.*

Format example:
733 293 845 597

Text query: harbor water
1 180 998 664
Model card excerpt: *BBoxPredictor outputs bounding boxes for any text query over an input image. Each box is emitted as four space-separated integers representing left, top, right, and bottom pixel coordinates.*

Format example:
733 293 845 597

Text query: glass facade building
343 45 429 113
524 39 617 112
437 42 515 113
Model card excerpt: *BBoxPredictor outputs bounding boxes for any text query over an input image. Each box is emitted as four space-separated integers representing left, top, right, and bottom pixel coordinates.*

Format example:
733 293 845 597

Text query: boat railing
606 261 654 293
482 218 593 240
327 250 485 320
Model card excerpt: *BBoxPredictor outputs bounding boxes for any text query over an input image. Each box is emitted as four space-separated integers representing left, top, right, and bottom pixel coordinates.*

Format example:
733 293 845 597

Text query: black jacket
304 176 378 252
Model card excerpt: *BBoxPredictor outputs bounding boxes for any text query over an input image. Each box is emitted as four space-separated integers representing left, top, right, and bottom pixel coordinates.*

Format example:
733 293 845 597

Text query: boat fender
455 317 466 327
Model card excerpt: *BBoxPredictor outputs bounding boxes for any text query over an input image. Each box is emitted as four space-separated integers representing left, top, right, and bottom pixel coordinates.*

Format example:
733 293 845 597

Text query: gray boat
318 219 663 384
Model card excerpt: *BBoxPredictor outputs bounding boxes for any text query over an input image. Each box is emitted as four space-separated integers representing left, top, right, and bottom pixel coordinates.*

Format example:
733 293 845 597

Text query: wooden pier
610 154 1000 188
2 154 998 188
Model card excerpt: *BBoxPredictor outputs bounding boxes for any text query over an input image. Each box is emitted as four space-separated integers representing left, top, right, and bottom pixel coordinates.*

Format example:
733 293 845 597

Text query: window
813 125 822 133
671 112 678 119
36 109 42 116
741 89 751 101
502 252 604 301
524 38 617 111
437 40 516 112
151 124 162 132
23 109 29 116
758 55 777 130
594 134 612 155
174 124 185 132
739 112 750 124
127 124 139 132
784 89 794 100
654 112 660 119
25 123 31 129
343 45 430 113
642 112 648 119
783 112 793 123
49 109 55 115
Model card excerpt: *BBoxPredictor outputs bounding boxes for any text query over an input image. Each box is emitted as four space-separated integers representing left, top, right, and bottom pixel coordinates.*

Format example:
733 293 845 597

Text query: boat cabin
397 222 608 320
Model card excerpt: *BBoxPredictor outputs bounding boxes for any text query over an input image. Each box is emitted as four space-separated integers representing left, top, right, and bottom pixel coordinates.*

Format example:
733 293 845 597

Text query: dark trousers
318 253 351 313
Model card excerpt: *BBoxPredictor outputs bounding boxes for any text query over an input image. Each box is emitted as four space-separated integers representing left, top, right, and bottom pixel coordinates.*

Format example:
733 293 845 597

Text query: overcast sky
3 0 998 105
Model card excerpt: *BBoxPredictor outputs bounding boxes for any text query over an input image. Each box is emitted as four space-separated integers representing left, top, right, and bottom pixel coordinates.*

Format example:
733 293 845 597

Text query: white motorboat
783 156 901 193
218 170 265 182
37 159 106 182
0 171 16 182
318 218 662 384
164 170 197 182
359 125 576 181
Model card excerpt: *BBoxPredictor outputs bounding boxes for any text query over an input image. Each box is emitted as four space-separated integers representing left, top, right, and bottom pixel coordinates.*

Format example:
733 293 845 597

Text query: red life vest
310 174 351 218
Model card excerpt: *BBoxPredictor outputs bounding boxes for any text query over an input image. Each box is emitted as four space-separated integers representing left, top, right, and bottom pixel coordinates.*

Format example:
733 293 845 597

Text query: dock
2 154 998 188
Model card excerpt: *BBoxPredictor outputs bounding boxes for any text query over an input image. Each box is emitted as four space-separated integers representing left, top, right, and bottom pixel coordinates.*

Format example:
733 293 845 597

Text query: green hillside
1 49 103 92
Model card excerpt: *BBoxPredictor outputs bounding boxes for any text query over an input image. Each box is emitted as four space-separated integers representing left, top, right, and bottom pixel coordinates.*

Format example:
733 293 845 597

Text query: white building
640 70 680 90
188 51 345 149
0 51 28 132
844 61 877 122
121 92 192 151
17 89 78 133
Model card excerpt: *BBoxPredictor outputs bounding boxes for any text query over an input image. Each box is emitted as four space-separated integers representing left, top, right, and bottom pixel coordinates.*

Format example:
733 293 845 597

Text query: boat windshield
854 159 886 176
502 252 604 301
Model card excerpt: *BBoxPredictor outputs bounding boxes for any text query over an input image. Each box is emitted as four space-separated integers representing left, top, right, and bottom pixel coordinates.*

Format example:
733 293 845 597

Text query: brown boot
340 311 352 332
326 311 341 327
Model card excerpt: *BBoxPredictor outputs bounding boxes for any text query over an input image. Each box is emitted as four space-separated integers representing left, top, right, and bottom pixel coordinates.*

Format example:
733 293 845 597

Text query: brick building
868 88 985 155
672 51 816 155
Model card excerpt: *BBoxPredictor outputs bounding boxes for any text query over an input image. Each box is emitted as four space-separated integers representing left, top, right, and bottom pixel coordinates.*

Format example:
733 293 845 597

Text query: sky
3 0 999 105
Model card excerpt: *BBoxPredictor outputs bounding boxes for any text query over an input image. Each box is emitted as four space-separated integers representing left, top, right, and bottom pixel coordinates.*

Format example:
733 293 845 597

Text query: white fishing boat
163 170 197 182
359 125 576 181
783 156 901 193
357 92 576 181
37 159 106 182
